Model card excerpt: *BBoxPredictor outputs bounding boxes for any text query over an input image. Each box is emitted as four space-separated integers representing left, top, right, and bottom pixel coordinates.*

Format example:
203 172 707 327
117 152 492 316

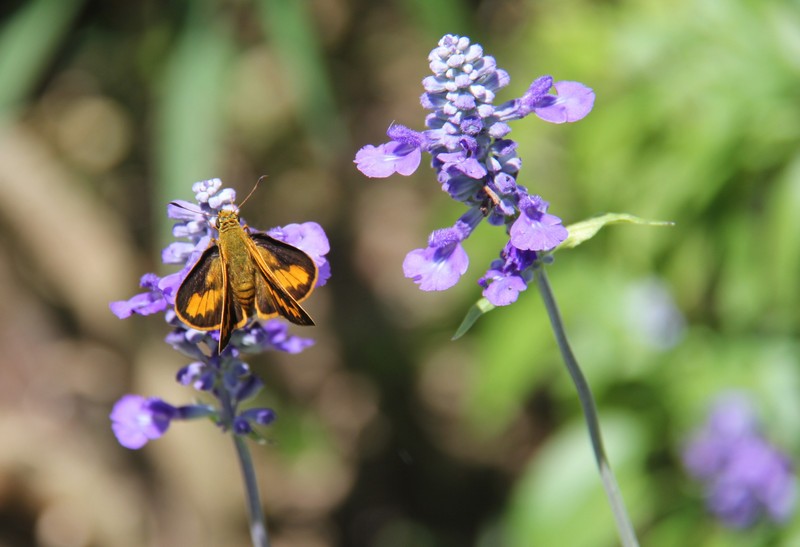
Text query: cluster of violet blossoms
355 34 594 305
682 393 797 528
108 178 330 449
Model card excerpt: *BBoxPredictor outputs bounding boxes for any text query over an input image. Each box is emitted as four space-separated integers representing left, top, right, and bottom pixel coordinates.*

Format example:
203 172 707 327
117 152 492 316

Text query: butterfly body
175 208 317 353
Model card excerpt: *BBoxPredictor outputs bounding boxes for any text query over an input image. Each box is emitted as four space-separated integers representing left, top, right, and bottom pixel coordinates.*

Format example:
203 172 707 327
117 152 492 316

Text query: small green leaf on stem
452 297 495 340
559 213 674 250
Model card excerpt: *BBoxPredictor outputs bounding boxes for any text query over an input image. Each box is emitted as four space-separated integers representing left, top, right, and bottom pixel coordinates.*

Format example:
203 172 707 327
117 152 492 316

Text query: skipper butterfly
173 198 317 354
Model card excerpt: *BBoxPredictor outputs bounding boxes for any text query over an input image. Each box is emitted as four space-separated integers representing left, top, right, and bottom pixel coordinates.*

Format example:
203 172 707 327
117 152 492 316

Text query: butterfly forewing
175 247 226 329
248 233 317 325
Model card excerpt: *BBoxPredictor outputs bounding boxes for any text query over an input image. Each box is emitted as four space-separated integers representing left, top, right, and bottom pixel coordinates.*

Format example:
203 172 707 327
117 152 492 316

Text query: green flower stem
233 434 270 547
219 382 269 547
534 267 639 547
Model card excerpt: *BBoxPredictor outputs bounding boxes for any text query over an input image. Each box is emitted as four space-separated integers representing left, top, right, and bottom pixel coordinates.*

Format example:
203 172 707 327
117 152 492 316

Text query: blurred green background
0 0 798 546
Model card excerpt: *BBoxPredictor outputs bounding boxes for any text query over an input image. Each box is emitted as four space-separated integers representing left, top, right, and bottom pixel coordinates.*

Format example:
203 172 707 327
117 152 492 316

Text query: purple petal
233 417 253 435
158 271 183 304
176 361 215 391
110 395 175 449
240 407 277 426
493 173 517 194
534 81 595 124
270 222 330 258
403 243 469 291
355 141 422 178
483 274 528 306
192 178 223 202
208 188 236 210
707 478 760 528
238 320 316 354
509 213 568 251
707 393 759 438
167 200 204 221
109 276 168 319
162 242 196 264
683 435 727 481
268 222 331 287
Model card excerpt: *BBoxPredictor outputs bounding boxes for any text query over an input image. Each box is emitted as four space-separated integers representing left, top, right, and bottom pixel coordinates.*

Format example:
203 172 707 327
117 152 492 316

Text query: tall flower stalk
109 178 331 547
355 34 639 545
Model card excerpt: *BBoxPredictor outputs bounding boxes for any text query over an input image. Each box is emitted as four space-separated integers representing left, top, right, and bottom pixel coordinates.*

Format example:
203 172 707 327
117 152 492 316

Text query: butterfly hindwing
247 233 317 325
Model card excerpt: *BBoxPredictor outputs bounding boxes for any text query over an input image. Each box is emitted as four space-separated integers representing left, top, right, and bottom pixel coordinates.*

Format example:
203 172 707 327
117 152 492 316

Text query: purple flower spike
110 178 331 447
110 395 177 449
355 34 594 303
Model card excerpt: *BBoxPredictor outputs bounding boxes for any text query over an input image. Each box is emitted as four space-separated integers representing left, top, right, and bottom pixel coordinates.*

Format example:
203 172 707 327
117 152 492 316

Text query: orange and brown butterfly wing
247 233 317 326
174 245 247 352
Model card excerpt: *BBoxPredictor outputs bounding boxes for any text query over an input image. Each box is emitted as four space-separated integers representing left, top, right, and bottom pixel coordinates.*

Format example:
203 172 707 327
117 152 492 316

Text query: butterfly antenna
239 176 266 209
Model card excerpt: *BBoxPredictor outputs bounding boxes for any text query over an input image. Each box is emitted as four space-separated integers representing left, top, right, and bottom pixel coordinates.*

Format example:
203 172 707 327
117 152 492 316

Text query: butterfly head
215 207 242 231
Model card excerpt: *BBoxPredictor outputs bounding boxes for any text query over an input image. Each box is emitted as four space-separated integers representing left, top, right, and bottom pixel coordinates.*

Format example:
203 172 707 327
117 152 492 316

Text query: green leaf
452 297 495 340
0 0 84 116
257 0 345 163
558 213 674 250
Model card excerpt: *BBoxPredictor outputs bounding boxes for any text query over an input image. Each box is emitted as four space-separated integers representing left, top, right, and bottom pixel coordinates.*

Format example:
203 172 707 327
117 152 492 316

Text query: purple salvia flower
355 34 594 303
682 393 797 528
478 242 539 306
509 195 569 252
109 178 330 448
403 207 482 291
109 273 168 318
403 232 469 291
355 126 424 178
110 395 177 449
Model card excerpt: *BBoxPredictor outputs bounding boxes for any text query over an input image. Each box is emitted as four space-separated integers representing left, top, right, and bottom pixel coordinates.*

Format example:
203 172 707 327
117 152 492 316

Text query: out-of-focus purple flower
177 361 216 391
238 320 316 354
354 34 593 301
623 278 686 350
233 407 277 435
109 273 168 318
682 393 797 528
